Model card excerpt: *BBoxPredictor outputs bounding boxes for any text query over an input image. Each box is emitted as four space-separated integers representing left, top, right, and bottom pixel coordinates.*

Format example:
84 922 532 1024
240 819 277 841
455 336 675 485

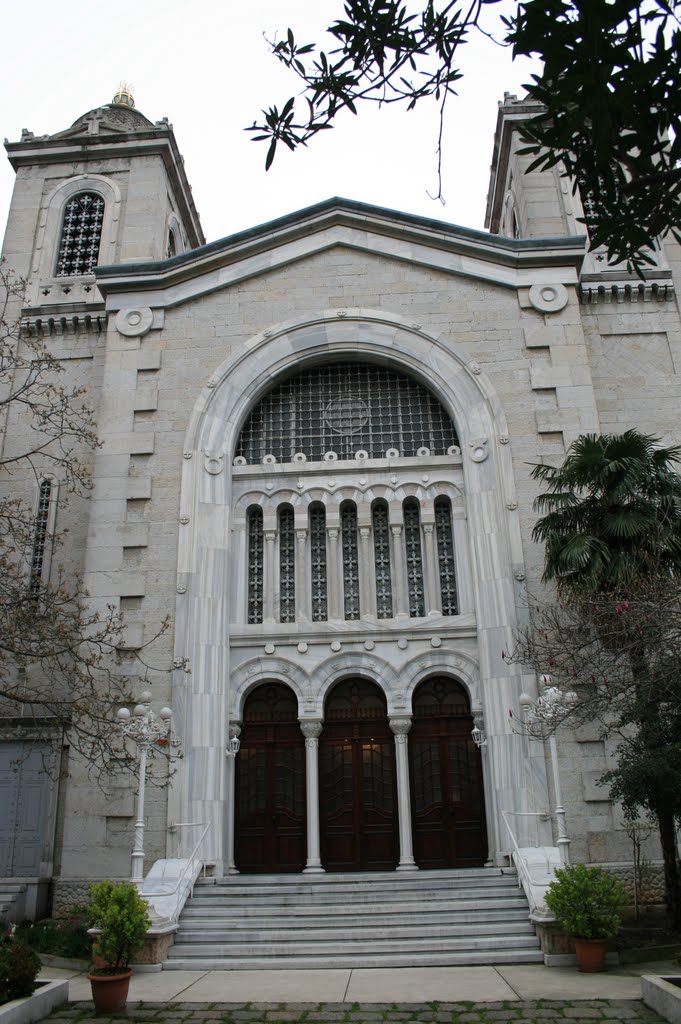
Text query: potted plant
545 863 626 972
87 881 150 1013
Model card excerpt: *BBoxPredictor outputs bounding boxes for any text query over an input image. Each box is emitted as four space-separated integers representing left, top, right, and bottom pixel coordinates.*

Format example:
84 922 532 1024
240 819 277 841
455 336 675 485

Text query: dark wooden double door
319 679 398 871
234 676 487 873
409 677 488 868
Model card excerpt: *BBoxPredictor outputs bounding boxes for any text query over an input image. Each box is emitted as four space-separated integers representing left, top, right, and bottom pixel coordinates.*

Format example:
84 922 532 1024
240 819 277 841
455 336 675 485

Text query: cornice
94 197 585 309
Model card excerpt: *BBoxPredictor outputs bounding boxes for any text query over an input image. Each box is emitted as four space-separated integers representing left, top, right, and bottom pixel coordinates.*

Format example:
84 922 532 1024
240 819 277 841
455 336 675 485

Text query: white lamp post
520 677 577 866
117 691 173 883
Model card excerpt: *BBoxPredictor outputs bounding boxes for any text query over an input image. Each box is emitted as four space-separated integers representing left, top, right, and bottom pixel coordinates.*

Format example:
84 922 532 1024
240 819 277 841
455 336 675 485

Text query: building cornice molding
93 197 585 308
5 130 204 250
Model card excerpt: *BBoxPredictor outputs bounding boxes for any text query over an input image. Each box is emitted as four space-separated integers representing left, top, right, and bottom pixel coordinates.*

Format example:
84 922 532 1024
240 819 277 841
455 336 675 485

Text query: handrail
138 821 211 901
501 810 550 914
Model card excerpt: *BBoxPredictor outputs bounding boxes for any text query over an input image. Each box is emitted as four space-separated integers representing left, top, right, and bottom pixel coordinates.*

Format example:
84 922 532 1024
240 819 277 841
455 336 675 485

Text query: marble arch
170 309 537 870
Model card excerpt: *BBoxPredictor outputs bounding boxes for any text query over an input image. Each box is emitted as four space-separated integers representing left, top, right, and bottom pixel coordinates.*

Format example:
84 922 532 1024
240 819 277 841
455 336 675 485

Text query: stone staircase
164 868 543 969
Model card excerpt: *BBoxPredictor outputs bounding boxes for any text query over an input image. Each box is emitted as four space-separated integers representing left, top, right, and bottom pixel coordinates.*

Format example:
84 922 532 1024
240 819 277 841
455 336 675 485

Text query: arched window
247 507 264 624
372 501 393 619
56 192 105 276
29 478 56 595
403 498 424 617
435 497 458 616
279 506 295 623
341 502 360 620
235 362 458 463
309 503 327 622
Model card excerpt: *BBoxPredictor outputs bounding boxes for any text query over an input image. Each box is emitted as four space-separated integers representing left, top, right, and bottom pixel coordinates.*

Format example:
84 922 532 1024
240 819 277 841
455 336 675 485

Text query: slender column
263 530 276 623
391 525 409 617
327 527 341 620
225 723 241 874
295 528 308 621
549 734 571 865
300 720 325 872
359 526 373 618
130 743 149 882
389 717 418 870
422 523 441 616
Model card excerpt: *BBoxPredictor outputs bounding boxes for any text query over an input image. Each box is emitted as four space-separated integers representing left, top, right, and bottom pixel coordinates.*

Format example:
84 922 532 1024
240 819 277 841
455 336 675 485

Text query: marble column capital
389 716 413 737
300 719 323 740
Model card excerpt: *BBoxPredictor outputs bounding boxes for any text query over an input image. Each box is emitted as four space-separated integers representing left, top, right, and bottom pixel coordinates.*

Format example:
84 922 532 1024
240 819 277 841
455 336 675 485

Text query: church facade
1 89 679 912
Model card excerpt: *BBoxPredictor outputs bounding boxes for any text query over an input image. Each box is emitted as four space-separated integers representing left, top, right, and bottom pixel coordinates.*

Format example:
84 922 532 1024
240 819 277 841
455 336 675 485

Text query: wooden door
409 677 487 868
320 679 398 871
0 744 52 877
235 683 306 873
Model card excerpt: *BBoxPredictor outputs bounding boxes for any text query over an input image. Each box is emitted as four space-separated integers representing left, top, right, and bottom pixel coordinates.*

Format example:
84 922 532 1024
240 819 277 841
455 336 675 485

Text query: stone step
167 868 541 970
180 905 531 924
165 948 543 970
176 920 536 943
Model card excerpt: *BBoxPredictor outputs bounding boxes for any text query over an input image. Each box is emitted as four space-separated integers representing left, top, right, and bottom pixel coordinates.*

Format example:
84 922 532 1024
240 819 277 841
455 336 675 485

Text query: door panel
320 678 398 871
410 677 487 869
0 744 51 877
235 684 306 873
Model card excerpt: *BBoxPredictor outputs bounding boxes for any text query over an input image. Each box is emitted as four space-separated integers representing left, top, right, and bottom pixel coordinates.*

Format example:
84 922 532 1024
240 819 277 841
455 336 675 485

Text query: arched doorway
320 678 398 871
235 682 305 873
409 676 487 868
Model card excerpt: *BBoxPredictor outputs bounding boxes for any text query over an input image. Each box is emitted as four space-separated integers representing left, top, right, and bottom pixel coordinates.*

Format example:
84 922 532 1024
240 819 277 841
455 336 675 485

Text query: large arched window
56 192 105 276
235 362 458 463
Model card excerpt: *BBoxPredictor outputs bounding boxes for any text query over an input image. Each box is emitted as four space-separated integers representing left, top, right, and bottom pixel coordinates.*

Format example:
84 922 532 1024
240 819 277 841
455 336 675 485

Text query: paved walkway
37 959 678 1023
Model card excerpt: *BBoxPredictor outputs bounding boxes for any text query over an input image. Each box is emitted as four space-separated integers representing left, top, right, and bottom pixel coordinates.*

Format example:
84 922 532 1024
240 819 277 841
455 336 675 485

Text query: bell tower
2 86 204 314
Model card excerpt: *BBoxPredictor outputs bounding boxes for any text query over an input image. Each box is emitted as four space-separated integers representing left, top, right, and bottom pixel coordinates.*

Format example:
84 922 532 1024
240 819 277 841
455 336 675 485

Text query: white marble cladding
230 453 469 626
168 311 542 871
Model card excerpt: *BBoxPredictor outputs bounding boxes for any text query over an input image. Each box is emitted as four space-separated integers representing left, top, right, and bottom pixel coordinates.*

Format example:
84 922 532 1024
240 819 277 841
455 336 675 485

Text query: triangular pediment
95 197 585 309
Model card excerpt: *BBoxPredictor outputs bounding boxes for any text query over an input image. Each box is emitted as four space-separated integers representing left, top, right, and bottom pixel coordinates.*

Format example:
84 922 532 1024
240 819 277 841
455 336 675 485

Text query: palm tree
532 430 681 594
530 430 681 927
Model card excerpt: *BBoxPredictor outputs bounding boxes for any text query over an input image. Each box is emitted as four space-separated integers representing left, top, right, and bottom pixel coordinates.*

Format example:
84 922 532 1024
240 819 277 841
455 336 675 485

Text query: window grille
435 497 458 616
56 192 105 276
341 503 360 620
29 479 53 595
309 504 328 622
372 502 393 619
279 507 295 623
403 499 425 617
236 363 458 463
247 507 264 624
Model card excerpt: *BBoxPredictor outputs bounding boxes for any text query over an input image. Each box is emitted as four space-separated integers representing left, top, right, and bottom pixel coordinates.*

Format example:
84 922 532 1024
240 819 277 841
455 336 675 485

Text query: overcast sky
0 1 540 248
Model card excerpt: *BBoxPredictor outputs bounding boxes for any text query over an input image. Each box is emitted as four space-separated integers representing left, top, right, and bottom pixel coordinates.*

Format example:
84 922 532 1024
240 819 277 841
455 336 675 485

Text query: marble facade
2 90 680 900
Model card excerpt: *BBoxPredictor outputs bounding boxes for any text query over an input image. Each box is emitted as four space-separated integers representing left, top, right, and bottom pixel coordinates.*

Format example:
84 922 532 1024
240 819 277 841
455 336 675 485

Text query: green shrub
88 881 150 972
0 936 41 1004
545 863 626 939
14 914 90 959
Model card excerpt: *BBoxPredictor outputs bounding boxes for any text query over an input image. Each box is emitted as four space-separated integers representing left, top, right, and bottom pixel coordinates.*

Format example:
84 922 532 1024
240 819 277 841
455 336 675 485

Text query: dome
68 104 154 133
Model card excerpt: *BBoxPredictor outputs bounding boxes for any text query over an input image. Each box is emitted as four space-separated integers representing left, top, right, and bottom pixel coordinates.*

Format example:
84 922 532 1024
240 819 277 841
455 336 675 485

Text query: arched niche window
341 501 360 620
247 506 264 624
56 192 105 276
435 496 458 616
166 228 177 259
235 362 458 464
278 505 295 623
372 500 393 619
403 498 425 617
309 503 327 622
29 478 58 595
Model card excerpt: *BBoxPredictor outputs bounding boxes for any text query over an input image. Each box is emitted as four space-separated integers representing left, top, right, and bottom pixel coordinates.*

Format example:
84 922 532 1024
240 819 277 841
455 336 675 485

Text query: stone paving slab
43 999 667 1024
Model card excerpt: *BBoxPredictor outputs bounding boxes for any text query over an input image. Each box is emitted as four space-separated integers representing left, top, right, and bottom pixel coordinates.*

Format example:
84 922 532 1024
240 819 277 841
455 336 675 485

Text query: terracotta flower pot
574 937 609 973
88 969 133 1013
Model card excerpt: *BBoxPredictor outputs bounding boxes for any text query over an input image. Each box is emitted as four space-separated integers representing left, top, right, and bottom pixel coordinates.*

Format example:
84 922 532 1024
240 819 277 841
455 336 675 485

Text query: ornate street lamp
520 677 577 866
117 691 174 883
